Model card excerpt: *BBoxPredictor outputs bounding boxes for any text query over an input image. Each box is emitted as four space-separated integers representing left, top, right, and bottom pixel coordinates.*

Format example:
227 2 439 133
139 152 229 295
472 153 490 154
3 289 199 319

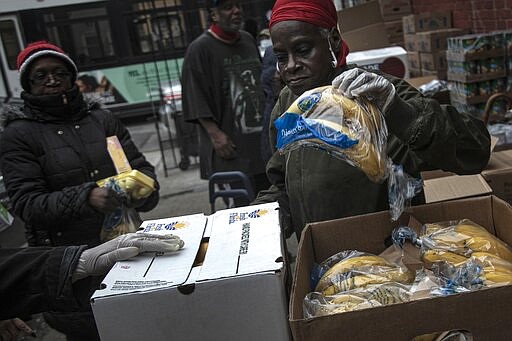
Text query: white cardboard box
91 202 290 341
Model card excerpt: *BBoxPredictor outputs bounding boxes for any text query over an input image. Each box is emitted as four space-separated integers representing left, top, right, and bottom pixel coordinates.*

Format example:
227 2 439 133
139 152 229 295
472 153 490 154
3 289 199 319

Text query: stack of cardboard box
379 0 412 47
403 11 463 79
447 31 512 120
337 1 390 52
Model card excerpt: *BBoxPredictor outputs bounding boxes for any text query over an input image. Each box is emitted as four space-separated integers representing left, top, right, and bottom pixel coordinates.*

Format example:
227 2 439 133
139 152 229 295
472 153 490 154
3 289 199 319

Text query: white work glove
72 233 184 281
332 68 396 113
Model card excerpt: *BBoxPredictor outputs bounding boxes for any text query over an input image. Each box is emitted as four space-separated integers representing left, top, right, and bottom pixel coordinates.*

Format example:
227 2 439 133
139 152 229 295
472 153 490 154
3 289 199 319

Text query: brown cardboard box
404 33 418 51
409 67 422 77
385 19 404 41
407 51 421 69
379 0 412 21
337 1 383 32
289 195 512 341
420 51 447 71
481 149 512 205
341 23 390 52
402 12 452 34
422 68 447 80
416 28 464 52
406 75 437 88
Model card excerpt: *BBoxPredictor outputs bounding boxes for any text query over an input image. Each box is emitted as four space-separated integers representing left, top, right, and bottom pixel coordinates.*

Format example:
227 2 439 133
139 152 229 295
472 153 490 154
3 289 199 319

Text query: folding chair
208 171 255 213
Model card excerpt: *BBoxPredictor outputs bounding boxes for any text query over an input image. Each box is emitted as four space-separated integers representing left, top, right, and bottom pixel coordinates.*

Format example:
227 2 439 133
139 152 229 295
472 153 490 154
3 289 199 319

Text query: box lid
197 202 282 280
92 213 207 298
482 149 512 175
422 174 492 203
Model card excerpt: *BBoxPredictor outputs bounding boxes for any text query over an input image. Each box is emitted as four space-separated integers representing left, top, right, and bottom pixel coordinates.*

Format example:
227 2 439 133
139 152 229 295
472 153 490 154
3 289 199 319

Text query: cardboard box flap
197 202 283 281
93 213 207 298
423 174 492 203
483 149 512 174
337 1 383 32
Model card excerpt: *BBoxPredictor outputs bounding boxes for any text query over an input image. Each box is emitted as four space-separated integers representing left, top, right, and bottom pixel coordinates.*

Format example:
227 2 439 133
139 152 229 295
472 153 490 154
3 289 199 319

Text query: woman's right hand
88 187 123 214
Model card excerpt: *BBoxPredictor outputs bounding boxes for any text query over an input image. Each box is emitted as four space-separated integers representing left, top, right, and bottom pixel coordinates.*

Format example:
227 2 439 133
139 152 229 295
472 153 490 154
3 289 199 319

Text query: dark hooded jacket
253 68 491 238
0 245 91 320
0 87 159 247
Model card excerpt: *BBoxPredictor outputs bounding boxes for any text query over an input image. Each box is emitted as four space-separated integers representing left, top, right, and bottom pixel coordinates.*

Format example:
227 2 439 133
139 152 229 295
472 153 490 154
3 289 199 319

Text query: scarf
209 23 241 44
269 0 350 67
21 85 87 121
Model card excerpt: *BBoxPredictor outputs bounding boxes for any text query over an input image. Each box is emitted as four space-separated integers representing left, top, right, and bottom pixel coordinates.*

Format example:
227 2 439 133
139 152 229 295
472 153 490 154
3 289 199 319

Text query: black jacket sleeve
0 245 87 319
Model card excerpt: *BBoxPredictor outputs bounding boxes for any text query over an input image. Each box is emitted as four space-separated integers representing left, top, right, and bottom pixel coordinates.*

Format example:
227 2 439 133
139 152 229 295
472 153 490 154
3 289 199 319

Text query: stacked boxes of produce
446 31 512 119
379 0 412 46
402 11 463 80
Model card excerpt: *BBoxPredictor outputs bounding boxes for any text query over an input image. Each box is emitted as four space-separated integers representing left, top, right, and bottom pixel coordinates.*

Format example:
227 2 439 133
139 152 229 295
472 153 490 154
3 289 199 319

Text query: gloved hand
332 68 396 113
72 233 184 282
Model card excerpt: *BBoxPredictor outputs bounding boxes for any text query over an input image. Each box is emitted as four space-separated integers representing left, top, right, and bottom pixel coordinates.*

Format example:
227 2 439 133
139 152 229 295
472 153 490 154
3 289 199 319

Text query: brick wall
411 0 512 33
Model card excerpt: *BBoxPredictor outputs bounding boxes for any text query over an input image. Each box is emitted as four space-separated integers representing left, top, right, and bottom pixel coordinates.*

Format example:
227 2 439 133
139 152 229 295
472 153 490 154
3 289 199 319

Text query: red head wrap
269 0 349 67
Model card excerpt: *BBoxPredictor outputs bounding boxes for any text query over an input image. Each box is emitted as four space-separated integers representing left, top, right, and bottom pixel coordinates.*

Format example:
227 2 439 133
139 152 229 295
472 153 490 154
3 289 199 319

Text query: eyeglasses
29 68 71 85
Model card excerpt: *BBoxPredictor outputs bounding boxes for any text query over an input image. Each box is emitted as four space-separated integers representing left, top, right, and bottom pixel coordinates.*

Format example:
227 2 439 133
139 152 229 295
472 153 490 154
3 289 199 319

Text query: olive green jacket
253 69 491 238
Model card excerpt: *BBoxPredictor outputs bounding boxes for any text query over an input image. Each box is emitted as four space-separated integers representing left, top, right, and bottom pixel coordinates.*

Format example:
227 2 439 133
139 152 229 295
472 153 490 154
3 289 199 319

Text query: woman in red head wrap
253 0 491 241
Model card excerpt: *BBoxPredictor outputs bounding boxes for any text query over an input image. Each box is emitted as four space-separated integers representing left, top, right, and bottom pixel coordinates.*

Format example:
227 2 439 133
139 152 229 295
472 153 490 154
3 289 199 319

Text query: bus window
0 20 21 70
43 6 115 67
127 0 187 56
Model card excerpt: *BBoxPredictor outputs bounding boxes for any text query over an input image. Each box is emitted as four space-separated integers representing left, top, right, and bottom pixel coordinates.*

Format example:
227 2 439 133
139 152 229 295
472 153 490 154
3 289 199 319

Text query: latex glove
332 68 396 113
0 318 36 340
72 233 184 281
88 186 124 214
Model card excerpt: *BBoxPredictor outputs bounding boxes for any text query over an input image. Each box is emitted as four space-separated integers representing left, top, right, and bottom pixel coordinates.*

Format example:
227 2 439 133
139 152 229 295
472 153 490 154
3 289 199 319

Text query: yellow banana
330 294 367 305
322 273 391 296
421 249 468 266
482 270 512 284
321 267 413 296
465 236 512 262
454 222 493 238
315 255 391 292
471 252 512 273
365 284 410 305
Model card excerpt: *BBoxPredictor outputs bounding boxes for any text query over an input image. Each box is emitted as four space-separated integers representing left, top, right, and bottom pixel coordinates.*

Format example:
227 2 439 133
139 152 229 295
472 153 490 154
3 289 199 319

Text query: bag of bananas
393 219 512 289
274 86 423 221
274 86 389 183
304 282 411 318
306 249 414 317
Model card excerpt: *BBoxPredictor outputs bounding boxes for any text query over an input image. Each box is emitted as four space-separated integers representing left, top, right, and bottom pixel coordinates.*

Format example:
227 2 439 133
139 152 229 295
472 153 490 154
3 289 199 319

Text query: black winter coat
0 90 159 247
0 245 91 320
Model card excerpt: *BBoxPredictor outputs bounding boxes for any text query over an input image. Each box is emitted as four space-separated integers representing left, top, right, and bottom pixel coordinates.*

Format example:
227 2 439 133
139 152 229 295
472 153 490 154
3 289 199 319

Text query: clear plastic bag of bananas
273 85 423 221
304 282 411 318
305 249 415 317
274 86 389 183
392 219 512 291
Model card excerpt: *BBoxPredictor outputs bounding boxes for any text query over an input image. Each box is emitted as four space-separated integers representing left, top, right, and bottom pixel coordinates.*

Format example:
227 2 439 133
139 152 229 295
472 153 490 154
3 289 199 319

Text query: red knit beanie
16 41 78 91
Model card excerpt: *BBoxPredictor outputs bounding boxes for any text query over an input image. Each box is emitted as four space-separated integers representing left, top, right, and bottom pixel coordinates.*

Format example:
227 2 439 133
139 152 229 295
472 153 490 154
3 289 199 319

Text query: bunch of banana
421 220 512 262
317 256 414 296
285 85 387 182
421 249 469 266
481 270 512 285
315 254 392 292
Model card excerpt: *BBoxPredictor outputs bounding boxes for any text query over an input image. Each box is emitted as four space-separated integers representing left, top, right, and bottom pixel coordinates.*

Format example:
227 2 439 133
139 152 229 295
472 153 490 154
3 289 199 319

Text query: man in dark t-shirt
182 0 269 203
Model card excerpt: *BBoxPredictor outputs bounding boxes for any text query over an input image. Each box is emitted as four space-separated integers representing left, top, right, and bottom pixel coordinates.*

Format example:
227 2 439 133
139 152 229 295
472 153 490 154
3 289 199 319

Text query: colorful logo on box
229 209 268 224
142 220 188 232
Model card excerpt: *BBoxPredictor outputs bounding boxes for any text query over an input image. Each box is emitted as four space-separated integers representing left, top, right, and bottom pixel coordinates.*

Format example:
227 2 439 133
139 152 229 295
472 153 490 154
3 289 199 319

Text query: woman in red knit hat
0 41 160 340
253 0 491 240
